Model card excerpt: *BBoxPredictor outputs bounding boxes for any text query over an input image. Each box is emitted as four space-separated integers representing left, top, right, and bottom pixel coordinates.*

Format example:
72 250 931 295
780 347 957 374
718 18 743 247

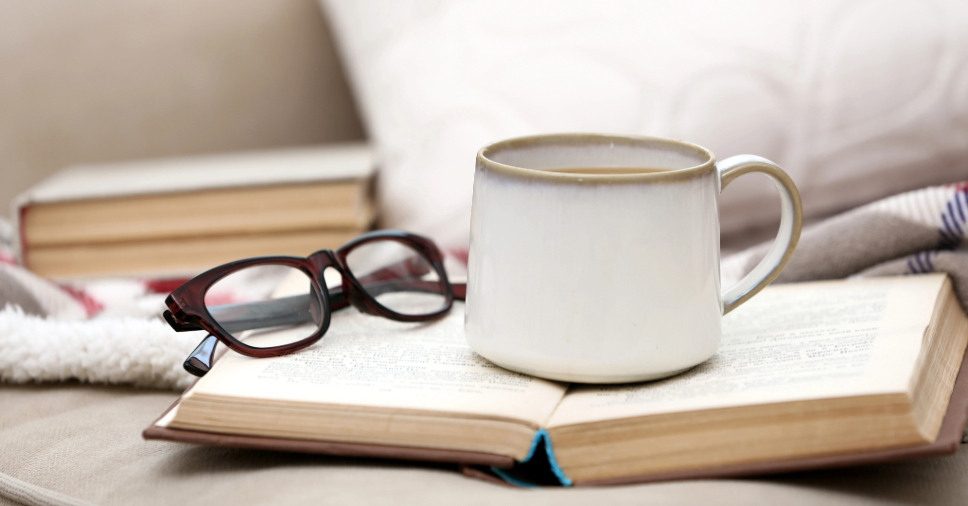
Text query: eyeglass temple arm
184 334 218 376
183 282 466 377
206 280 467 333
207 295 321 334
201 285 401 333
346 255 465 299
339 279 466 301
202 256 439 330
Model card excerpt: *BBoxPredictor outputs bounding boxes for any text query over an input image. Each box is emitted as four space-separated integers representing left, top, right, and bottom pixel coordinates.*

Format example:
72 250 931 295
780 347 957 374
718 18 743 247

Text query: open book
144 274 968 486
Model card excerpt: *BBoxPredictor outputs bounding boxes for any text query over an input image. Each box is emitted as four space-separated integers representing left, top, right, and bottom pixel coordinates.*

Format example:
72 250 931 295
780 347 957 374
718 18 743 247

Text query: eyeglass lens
344 239 448 315
204 264 323 349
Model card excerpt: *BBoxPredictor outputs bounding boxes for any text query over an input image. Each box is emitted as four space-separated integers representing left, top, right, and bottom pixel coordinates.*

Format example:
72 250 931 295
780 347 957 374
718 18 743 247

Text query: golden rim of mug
476 133 717 183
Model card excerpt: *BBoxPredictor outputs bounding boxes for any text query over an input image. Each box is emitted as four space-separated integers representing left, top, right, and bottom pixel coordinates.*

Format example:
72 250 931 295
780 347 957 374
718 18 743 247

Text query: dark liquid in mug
543 167 670 175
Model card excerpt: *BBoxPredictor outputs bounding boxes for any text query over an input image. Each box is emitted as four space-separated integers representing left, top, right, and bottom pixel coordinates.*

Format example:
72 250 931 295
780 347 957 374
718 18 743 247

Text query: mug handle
718 155 803 314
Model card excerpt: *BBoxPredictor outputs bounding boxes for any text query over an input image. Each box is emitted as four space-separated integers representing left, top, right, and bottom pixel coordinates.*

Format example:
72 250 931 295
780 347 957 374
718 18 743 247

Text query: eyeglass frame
163 229 466 376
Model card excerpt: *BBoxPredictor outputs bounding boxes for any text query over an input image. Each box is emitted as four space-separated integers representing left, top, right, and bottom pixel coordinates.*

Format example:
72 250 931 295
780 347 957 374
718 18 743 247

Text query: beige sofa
2 2 967 504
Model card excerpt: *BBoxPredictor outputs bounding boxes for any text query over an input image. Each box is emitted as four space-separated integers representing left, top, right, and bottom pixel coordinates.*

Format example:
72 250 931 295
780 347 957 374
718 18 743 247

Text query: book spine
14 202 30 268
491 429 572 487
538 430 572 486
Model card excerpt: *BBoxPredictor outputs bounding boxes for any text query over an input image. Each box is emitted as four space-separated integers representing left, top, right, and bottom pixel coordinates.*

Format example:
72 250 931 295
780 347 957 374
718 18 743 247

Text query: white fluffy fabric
0 306 199 391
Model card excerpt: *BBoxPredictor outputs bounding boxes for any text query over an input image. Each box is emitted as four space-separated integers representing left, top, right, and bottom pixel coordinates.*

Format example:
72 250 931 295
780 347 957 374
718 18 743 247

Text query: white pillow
322 0 968 251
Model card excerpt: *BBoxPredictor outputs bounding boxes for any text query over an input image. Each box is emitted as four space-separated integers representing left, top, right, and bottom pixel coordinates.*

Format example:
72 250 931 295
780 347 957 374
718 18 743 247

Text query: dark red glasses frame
163 230 466 376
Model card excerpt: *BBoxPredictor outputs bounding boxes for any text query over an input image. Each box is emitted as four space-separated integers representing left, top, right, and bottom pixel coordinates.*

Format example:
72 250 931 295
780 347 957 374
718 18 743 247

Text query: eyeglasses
163 230 466 377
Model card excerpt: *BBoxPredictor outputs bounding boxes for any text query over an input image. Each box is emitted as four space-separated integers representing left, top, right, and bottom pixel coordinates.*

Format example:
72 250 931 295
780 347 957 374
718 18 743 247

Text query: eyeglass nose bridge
307 249 340 270
306 249 372 315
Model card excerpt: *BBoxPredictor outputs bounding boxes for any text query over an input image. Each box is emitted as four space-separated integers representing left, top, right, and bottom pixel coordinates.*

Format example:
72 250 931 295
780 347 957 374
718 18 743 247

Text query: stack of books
14 143 375 279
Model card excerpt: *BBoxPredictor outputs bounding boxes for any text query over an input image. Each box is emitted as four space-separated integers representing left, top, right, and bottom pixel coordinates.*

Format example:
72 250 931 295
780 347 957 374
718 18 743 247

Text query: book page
182 303 567 427
548 274 946 428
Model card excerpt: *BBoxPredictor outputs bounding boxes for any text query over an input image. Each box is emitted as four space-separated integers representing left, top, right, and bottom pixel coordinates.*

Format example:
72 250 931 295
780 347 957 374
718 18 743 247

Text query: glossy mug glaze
465 134 802 383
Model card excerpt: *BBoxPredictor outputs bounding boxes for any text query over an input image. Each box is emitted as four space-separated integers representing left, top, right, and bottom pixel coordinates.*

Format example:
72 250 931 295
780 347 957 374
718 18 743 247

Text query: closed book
15 143 375 278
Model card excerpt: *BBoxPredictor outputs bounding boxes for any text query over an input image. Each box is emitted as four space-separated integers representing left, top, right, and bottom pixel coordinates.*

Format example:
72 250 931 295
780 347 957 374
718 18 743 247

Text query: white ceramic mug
464 133 802 383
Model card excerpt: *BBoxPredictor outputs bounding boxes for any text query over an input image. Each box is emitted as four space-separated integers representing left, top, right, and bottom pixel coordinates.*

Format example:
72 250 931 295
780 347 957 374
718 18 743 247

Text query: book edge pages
141 422 515 468
21 228 368 280
572 324 968 486
142 392 518 468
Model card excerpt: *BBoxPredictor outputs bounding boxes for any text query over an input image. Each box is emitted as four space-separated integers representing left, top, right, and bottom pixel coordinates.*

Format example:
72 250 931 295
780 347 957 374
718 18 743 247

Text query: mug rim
477 133 716 183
